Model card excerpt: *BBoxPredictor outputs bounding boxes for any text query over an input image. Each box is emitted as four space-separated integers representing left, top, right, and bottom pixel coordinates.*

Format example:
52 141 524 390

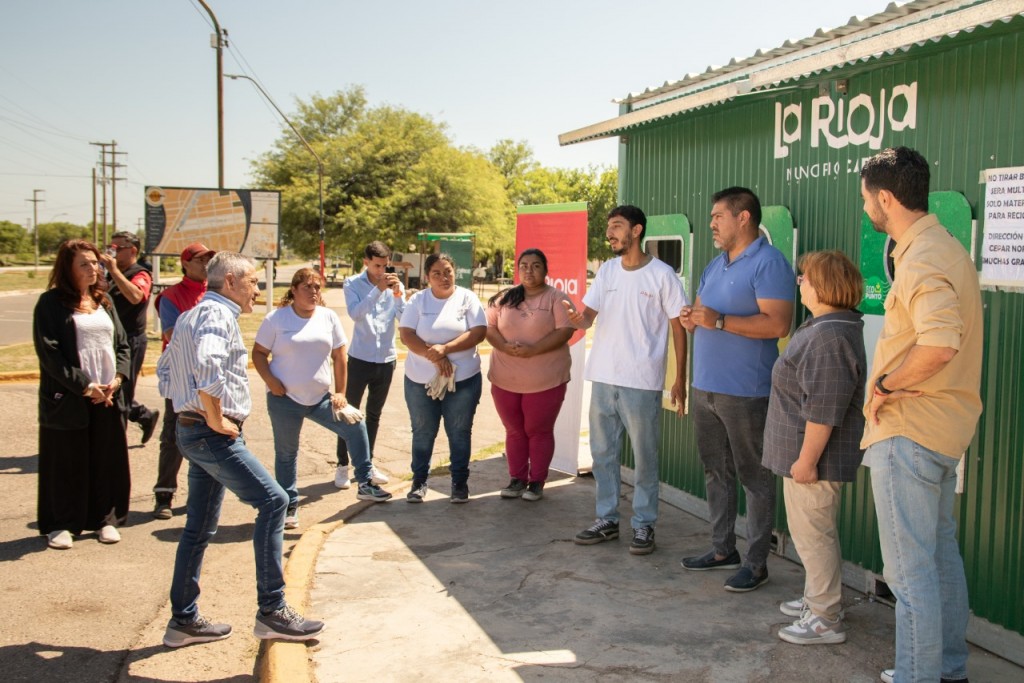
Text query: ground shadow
0 453 38 474
0 641 166 683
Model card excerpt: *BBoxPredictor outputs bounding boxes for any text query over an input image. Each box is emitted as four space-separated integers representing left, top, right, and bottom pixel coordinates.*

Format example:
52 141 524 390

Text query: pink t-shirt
486 286 573 394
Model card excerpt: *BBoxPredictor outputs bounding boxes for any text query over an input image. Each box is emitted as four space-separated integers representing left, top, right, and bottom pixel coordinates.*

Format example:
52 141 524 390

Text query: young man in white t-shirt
564 205 688 555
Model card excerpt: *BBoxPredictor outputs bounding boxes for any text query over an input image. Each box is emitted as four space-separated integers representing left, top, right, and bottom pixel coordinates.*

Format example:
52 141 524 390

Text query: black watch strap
875 373 895 395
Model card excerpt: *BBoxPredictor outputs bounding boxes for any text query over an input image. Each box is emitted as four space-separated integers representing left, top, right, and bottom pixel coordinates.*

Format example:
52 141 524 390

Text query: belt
178 411 244 429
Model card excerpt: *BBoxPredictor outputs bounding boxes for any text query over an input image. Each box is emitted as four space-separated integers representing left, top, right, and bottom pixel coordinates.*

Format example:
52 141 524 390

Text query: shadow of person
0 453 39 475
0 641 166 683
149 522 255 545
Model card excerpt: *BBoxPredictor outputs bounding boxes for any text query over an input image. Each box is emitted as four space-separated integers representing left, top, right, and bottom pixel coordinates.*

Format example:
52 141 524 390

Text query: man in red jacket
151 243 215 519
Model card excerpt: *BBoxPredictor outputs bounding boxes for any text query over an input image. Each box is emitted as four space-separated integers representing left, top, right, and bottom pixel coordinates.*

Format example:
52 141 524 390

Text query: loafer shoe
97 525 121 544
724 566 768 592
47 530 73 550
681 549 741 571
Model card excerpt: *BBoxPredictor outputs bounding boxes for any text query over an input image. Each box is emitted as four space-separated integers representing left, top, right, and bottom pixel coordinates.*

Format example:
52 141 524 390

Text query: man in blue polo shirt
680 187 794 592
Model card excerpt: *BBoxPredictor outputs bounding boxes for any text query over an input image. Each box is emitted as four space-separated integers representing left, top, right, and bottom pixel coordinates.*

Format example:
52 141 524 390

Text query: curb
259 482 412 683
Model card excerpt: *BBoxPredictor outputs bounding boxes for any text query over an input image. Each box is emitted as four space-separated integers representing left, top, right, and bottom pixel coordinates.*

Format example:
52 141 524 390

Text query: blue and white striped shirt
156 291 252 421
344 269 405 363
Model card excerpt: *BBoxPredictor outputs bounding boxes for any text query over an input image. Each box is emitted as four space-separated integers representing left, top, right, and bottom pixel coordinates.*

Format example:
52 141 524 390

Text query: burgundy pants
491 382 567 484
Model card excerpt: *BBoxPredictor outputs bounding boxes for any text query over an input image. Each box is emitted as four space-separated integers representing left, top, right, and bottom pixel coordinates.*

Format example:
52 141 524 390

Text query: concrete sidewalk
303 457 1021 682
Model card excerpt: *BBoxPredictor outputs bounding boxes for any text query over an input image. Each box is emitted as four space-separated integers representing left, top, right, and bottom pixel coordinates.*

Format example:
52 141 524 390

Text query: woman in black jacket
33 239 132 549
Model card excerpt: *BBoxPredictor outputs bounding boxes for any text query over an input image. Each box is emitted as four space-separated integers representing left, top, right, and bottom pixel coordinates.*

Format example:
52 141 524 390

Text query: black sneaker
356 481 393 502
253 604 324 641
574 518 619 545
153 492 173 520
681 548 742 571
407 479 428 504
141 409 160 445
724 566 769 592
500 478 527 498
521 481 544 502
163 614 232 648
451 482 470 504
629 526 656 555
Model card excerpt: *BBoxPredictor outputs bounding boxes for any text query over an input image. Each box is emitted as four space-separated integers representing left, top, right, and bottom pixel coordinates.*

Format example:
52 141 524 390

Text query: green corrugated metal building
561 0 1024 663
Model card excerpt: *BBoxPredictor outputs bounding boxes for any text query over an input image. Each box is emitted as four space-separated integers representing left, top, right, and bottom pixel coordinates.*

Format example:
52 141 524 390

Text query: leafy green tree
36 221 89 254
0 220 30 253
251 88 509 262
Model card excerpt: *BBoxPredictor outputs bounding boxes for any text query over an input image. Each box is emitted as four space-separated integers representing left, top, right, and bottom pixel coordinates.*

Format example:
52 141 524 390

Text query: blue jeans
266 392 372 505
864 436 969 682
404 373 482 486
171 420 288 622
691 389 776 571
588 382 661 529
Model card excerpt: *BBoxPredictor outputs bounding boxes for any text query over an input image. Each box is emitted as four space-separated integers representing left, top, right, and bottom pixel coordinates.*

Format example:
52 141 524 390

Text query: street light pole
225 73 326 275
27 189 44 273
197 0 226 188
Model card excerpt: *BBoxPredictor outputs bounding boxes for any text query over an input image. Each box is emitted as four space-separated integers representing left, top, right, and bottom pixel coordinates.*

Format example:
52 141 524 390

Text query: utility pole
27 189 44 272
197 0 227 188
91 167 98 244
90 141 124 243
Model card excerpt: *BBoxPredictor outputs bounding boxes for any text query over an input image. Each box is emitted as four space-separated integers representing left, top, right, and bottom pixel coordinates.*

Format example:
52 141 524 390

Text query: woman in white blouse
33 239 131 550
399 253 486 504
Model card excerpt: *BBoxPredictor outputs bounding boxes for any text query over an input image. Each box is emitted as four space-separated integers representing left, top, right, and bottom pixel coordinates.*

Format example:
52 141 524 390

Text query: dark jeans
336 357 395 466
404 373 481 486
691 388 776 572
125 332 153 424
154 398 183 496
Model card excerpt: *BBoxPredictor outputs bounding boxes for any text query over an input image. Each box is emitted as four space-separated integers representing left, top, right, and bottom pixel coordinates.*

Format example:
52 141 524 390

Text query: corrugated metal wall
617 18 1024 635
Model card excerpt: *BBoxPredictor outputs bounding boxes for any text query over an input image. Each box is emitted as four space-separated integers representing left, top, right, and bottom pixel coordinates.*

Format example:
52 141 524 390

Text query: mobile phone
385 265 396 274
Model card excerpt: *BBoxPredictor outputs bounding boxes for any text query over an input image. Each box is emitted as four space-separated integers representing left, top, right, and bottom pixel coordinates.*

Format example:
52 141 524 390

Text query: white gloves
332 403 365 424
425 371 456 400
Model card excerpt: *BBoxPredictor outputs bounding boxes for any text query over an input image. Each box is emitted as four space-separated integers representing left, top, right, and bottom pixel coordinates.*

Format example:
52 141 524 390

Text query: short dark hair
711 187 762 228
111 230 140 251
860 146 930 212
424 252 456 276
607 205 647 242
364 241 391 260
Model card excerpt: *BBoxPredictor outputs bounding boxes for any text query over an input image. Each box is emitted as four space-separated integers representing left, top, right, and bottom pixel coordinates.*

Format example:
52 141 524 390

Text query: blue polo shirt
693 236 794 397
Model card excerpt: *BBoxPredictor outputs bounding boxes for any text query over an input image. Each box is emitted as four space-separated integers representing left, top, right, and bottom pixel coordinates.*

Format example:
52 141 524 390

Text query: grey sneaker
778 612 848 645
163 615 233 648
521 481 544 501
357 481 392 502
629 526 656 555
254 604 324 641
407 479 428 503
500 478 527 498
574 518 619 545
451 482 470 504
780 598 846 620
284 505 299 530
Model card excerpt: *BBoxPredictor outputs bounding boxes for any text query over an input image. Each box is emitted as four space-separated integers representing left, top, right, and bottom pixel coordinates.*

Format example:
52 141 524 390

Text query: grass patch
0 270 47 293
392 441 505 481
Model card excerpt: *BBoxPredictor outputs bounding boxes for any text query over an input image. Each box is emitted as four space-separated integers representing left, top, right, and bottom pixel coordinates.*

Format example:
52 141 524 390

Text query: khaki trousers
783 477 844 620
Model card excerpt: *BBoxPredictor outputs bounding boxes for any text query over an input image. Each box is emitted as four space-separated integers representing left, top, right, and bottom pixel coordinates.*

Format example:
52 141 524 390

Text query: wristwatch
875 373 894 395
715 314 726 330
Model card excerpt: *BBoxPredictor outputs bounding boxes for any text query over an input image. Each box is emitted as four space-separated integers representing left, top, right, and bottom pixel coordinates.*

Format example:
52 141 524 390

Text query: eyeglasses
107 244 132 251
796 274 806 285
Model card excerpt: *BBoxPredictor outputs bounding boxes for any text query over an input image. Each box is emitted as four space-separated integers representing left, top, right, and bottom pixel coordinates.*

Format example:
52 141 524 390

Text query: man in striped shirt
156 252 325 648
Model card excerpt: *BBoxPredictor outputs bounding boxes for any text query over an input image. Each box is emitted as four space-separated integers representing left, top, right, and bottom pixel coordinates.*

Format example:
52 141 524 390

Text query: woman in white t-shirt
253 268 392 529
399 253 486 504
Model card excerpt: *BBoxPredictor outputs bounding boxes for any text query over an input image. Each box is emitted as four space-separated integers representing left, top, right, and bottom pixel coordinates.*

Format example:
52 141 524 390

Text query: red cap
181 242 215 262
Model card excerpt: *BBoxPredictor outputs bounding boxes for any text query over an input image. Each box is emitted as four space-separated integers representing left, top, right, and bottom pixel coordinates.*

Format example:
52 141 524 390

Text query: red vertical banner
515 202 591 474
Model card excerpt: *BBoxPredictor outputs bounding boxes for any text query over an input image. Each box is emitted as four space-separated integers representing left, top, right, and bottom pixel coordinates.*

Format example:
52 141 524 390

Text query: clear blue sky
0 0 898 234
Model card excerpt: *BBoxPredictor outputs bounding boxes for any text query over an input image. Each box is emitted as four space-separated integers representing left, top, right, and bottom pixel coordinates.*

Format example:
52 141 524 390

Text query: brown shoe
153 493 173 520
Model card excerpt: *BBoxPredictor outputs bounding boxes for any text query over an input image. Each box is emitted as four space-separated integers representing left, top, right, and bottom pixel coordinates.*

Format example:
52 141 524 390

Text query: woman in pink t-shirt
486 249 574 501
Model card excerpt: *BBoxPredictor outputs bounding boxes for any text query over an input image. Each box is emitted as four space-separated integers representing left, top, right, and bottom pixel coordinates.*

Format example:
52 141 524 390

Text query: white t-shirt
400 286 486 384
73 307 116 384
582 257 688 391
254 305 347 406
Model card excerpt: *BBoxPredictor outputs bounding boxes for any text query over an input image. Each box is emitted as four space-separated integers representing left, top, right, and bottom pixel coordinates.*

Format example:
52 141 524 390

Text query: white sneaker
97 525 121 544
777 612 848 645
370 465 389 485
333 465 351 489
47 530 73 550
880 670 895 683
780 597 846 619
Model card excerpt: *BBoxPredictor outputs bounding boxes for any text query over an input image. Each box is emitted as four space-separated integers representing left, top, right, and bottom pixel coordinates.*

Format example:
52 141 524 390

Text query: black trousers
38 401 130 535
153 397 183 495
125 332 153 424
336 357 395 466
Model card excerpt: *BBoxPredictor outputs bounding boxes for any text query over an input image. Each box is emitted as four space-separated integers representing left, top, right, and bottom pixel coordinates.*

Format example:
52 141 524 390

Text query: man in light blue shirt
680 187 794 593
156 252 325 648
334 241 405 488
